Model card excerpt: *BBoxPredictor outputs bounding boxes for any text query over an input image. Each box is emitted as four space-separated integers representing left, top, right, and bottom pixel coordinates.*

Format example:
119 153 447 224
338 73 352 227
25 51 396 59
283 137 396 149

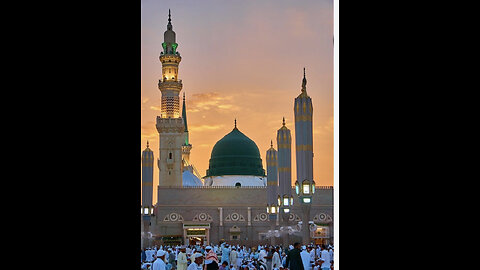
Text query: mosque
141 10 333 248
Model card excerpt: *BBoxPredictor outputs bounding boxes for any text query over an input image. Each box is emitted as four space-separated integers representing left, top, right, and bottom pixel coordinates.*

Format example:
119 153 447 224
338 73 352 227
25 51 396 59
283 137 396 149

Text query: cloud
187 92 239 113
189 124 225 132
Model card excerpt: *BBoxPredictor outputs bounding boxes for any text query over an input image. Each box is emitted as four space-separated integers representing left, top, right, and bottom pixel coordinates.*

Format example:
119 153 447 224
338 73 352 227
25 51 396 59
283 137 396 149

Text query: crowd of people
141 242 334 270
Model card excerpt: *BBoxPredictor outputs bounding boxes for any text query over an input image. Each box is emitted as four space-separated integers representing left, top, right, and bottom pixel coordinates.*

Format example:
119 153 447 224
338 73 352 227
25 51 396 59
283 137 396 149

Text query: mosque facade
141 11 333 248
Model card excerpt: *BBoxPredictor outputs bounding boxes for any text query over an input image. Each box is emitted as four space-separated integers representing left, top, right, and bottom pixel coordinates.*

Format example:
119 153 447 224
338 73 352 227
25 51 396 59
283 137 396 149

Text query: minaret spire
182 92 188 133
302 67 307 92
167 9 172 30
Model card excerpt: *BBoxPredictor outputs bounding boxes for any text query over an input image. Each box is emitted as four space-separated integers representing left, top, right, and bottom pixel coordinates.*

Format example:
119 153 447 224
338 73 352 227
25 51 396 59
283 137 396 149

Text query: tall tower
277 117 292 205
294 68 314 187
266 140 278 208
181 93 192 168
294 68 314 245
142 141 154 209
156 10 185 187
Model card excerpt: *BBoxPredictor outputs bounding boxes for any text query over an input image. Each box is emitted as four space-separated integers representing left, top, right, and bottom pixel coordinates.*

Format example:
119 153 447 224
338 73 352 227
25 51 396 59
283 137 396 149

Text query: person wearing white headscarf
300 246 311 270
153 250 167 270
187 253 204 270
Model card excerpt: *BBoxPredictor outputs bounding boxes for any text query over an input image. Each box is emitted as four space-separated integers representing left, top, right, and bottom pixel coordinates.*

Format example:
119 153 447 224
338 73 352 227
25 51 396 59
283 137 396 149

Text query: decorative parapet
156 117 184 133
159 54 181 63
158 80 183 91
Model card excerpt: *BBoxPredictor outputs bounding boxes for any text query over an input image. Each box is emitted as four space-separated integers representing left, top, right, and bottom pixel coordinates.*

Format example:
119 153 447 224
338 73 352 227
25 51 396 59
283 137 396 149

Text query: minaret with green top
156 9 184 187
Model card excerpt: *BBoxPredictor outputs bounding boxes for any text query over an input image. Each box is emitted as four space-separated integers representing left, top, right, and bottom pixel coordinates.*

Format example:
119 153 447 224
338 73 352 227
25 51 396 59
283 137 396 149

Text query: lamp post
142 205 154 248
295 179 315 245
266 203 279 245
277 194 293 247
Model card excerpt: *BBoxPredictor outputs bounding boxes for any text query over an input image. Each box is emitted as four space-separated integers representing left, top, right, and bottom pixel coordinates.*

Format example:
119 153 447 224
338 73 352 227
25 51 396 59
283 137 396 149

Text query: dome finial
282 117 285 126
234 118 237 128
146 140 150 148
271 140 273 148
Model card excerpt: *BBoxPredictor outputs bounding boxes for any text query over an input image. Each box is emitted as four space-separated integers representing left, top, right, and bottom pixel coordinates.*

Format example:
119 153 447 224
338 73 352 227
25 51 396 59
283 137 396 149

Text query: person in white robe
187 253 204 270
221 244 230 266
153 250 167 270
328 248 333 263
271 248 281 270
320 249 330 270
148 249 156 262
300 246 311 270
236 248 244 269
230 247 238 270
309 247 315 262
177 246 188 270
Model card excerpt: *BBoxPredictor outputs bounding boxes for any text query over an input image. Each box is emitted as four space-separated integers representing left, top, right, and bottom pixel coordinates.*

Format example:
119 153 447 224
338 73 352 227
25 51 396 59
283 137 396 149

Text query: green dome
206 127 265 177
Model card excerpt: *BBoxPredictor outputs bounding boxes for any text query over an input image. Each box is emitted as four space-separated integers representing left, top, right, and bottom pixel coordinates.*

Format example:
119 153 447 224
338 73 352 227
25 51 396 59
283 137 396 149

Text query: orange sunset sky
141 0 333 204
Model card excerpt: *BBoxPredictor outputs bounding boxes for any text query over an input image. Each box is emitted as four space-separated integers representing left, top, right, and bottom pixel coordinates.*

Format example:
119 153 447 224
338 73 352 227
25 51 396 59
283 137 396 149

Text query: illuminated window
302 180 310 194
303 197 311 203
283 197 289 206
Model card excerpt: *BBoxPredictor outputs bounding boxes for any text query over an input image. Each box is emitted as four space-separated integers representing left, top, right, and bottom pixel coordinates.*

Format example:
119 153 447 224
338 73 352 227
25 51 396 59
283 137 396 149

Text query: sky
141 0 333 204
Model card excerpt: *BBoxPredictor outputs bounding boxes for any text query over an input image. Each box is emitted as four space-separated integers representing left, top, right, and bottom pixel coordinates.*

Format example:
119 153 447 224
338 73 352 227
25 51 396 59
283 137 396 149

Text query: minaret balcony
158 79 182 91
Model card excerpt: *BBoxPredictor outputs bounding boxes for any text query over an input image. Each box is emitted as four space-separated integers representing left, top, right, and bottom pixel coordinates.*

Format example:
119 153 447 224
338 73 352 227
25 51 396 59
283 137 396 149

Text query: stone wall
150 186 333 246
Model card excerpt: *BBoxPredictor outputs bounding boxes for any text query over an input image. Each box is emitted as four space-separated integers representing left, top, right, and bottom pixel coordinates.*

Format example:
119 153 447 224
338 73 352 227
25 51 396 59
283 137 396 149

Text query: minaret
181 92 192 168
294 68 314 191
142 141 154 210
277 117 292 205
156 10 184 187
266 140 278 208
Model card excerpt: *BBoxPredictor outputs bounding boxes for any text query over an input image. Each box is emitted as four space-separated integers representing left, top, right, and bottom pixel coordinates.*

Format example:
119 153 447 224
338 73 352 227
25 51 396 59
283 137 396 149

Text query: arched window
169 153 172 159
235 182 241 187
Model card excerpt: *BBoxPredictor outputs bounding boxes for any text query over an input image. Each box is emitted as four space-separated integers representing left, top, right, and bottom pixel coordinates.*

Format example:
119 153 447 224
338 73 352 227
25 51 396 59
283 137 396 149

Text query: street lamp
295 179 315 204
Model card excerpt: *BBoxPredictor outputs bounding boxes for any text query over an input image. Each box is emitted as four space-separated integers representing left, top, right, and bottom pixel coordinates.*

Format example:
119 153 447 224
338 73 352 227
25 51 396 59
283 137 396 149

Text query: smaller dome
182 170 203 186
